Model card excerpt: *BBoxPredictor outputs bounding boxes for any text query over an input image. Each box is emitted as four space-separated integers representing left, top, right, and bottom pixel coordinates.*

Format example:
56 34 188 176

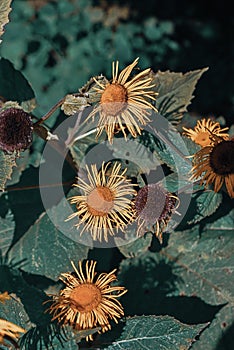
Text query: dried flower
191 136 234 198
46 260 127 340
183 118 229 147
0 107 33 152
87 58 157 143
0 318 25 347
135 183 178 242
67 162 136 242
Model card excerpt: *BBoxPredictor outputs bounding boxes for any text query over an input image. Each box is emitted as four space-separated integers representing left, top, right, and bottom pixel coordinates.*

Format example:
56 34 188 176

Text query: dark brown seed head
135 183 176 225
0 107 33 152
209 140 234 175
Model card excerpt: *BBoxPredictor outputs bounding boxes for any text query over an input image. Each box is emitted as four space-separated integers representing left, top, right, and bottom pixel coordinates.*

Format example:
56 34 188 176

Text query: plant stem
34 97 65 126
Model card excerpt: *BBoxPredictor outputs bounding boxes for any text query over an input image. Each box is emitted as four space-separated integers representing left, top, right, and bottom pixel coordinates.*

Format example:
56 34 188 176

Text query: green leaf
6 150 30 187
108 137 161 175
0 0 12 44
0 58 35 103
153 68 208 124
61 94 89 116
0 211 15 258
116 232 153 258
160 173 192 193
145 129 195 176
161 225 234 350
0 150 16 191
8 198 90 280
0 293 31 330
205 208 234 230
104 315 206 350
184 190 223 226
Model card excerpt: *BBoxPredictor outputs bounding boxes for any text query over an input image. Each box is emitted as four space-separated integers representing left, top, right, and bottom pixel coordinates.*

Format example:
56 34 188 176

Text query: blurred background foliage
0 0 233 124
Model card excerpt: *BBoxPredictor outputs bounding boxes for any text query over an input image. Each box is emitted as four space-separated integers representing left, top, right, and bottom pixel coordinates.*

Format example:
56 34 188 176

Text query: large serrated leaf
161 223 234 350
104 315 206 350
0 150 16 191
8 198 90 280
0 0 12 44
153 68 208 124
0 210 15 258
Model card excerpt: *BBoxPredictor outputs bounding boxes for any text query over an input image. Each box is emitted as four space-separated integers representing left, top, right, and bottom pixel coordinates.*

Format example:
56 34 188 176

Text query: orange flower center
194 131 211 147
69 283 102 312
87 186 114 216
100 83 127 116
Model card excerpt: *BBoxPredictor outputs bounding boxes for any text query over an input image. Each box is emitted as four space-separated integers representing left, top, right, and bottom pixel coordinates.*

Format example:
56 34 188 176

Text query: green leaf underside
162 223 234 350
0 150 16 191
153 68 208 124
8 197 90 280
0 0 12 44
104 315 206 350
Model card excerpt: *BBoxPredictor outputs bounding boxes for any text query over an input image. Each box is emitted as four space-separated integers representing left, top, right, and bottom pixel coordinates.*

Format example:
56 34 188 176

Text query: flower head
87 58 157 143
135 183 178 242
46 260 127 340
0 107 33 152
183 118 229 147
0 319 25 347
191 136 234 198
67 162 136 241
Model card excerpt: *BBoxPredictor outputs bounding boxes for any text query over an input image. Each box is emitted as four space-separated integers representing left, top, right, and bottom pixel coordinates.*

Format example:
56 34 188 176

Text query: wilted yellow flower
87 57 157 142
0 318 25 347
191 136 234 198
67 162 136 242
183 118 229 147
46 260 127 340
